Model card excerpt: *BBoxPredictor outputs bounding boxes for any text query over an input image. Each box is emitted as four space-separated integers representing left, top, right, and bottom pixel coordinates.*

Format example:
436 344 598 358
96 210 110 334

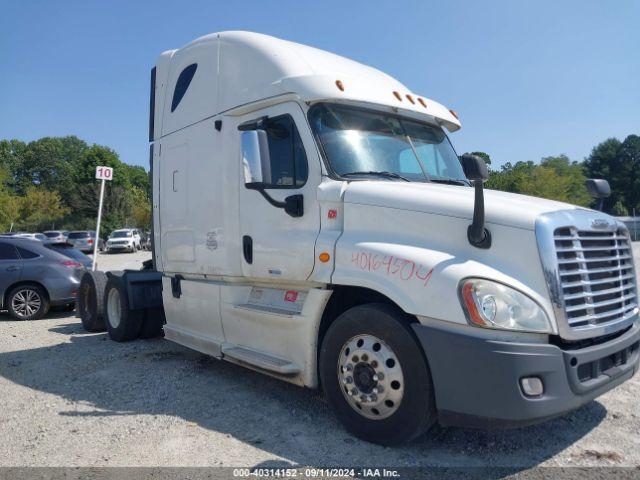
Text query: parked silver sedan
43 230 68 243
0 238 86 320
66 231 104 254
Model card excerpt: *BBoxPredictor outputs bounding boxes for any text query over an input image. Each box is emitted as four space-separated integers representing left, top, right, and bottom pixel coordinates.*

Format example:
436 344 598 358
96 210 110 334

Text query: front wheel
319 303 436 445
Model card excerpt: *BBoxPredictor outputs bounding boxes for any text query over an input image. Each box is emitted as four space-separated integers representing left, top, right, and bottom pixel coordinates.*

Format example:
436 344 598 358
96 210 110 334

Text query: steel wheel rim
107 288 121 329
11 288 42 318
338 334 405 420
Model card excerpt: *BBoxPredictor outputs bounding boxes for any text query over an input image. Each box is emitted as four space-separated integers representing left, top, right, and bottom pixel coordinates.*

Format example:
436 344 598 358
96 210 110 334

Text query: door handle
172 170 178 192
242 235 253 264
6 266 19 271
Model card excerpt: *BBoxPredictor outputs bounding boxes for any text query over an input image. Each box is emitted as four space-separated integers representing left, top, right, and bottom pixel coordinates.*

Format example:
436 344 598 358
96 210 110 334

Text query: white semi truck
78 31 639 445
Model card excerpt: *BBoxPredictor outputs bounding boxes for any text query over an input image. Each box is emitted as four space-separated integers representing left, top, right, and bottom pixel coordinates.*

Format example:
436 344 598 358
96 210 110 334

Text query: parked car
106 228 141 253
66 231 104 253
44 242 93 269
43 230 68 243
141 231 152 251
13 233 47 241
0 238 85 320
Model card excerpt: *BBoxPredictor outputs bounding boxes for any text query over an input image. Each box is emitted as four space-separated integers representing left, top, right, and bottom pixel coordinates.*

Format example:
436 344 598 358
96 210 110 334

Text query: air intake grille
554 227 637 328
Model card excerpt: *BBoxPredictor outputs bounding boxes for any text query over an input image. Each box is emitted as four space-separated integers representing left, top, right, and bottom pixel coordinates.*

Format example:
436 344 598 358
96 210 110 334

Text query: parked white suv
106 229 141 253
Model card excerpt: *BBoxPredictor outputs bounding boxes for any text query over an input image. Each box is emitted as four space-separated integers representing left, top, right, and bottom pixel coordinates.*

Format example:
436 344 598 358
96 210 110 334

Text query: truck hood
343 181 583 230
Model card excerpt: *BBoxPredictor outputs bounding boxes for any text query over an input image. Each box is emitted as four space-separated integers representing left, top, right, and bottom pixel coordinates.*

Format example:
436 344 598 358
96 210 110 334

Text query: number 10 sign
92 165 113 270
95 165 113 180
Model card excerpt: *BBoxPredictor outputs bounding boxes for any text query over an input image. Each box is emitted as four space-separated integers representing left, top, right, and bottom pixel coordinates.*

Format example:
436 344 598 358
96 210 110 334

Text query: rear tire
77 271 108 332
104 275 143 342
319 303 436 445
6 285 49 320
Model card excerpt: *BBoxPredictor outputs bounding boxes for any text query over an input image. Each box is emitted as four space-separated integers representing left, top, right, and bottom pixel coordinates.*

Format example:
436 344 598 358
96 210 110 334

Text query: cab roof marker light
405 94 415 104
335 79 344 92
418 97 427 108
392 91 402 101
449 109 459 120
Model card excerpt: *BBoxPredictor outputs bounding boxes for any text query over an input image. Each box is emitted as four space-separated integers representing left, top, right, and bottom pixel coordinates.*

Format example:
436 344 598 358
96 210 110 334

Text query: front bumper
107 244 134 250
412 321 640 428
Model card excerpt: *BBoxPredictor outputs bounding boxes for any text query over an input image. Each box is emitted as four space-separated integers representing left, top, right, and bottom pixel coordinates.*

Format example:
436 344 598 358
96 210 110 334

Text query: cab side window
0 243 19 260
263 115 308 188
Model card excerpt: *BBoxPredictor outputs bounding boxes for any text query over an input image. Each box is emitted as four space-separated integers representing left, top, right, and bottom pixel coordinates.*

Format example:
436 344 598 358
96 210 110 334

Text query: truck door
237 102 321 282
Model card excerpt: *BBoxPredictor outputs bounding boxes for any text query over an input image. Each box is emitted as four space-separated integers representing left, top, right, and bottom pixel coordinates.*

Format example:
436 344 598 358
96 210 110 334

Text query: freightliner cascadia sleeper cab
80 31 639 445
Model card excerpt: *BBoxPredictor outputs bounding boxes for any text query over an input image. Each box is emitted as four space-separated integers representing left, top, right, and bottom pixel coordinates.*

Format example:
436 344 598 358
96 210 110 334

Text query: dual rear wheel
77 271 164 341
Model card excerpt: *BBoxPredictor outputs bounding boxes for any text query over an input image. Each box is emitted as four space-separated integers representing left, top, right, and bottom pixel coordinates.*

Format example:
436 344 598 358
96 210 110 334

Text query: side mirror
459 154 491 249
586 178 610 211
241 130 271 188
239 129 303 218
460 154 489 181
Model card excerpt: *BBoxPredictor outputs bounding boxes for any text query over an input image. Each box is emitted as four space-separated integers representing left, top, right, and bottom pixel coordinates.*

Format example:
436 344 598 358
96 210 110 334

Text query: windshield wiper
341 171 411 182
430 178 469 186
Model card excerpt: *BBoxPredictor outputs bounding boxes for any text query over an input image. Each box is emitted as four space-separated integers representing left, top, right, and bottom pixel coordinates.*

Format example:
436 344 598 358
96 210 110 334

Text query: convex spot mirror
586 178 611 211
460 154 489 182
585 179 611 199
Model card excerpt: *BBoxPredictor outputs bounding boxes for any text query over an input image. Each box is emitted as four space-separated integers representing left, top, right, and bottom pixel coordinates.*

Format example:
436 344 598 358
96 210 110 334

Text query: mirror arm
467 180 492 249
256 187 286 209
252 187 303 218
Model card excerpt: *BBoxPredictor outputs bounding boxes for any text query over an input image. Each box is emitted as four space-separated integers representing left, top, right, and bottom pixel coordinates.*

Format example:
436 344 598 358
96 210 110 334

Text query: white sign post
93 166 113 271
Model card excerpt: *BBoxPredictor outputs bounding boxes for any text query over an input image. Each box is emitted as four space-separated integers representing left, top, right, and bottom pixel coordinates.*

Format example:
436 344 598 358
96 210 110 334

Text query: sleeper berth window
171 63 198 113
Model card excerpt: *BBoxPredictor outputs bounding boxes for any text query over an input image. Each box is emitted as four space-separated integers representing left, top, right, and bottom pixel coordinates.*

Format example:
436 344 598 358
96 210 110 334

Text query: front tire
104 275 143 342
319 303 436 445
7 285 49 320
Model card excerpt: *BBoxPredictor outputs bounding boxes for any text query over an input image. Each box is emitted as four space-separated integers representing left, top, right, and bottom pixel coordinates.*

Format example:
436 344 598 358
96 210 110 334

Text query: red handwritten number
399 260 415 281
352 250 434 288
416 266 435 286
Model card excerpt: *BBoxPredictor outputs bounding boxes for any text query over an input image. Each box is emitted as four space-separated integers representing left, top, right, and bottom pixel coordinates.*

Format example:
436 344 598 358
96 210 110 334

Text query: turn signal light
461 282 486 326
319 252 331 263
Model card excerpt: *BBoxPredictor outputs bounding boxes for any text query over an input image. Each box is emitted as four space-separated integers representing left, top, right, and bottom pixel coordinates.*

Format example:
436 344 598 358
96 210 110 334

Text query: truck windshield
112 231 132 238
309 103 468 184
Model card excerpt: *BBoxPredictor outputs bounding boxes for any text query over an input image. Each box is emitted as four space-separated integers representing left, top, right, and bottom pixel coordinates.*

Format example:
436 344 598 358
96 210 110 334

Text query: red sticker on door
284 290 298 302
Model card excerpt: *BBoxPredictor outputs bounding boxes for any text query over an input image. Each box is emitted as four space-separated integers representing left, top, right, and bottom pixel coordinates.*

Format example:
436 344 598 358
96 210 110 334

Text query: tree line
465 133 640 216
0 133 637 235
0 136 150 234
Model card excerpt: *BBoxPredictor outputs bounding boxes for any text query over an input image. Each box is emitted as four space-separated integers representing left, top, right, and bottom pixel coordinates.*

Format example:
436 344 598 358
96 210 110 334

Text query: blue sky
1 0 638 169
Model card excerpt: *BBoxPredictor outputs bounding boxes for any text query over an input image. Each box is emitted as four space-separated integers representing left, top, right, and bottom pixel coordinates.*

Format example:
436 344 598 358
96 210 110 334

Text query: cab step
221 344 300 376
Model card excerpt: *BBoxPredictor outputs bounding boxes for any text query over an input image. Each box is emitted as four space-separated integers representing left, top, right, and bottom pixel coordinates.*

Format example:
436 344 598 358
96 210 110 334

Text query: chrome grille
554 227 637 328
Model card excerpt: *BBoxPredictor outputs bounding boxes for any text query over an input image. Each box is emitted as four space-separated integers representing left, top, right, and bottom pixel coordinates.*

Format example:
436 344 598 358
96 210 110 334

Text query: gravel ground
0 247 638 469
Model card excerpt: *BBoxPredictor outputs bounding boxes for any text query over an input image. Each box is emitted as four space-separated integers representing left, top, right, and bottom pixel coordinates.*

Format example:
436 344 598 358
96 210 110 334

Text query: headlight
460 279 552 333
